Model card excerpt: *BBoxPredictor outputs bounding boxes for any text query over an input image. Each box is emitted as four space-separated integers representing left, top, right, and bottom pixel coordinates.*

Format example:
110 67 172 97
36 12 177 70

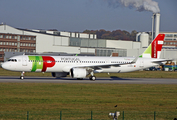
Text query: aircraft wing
73 62 135 70
62 63 129 72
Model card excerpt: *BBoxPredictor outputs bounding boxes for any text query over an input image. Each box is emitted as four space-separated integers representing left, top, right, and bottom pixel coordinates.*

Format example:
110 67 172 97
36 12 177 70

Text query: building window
0 35 2 38
165 39 173 41
166 34 173 37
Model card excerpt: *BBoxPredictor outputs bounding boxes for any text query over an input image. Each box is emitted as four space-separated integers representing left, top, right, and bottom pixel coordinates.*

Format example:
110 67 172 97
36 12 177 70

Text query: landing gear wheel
89 76 96 81
20 71 25 80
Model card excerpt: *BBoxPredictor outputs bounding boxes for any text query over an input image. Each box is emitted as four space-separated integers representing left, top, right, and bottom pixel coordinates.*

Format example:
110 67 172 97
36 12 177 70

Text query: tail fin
139 34 165 59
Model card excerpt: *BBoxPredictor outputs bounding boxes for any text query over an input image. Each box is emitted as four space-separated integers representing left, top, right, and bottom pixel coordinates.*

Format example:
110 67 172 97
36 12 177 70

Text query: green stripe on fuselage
28 56 43 72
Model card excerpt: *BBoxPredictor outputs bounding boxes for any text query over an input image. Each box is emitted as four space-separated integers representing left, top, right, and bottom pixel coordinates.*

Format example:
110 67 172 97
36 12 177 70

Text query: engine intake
70 68 88 78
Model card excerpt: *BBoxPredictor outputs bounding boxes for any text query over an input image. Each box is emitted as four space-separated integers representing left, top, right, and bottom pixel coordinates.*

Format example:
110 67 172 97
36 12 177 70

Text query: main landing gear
89 76 96 81
89 71 96 81
20 71 25 80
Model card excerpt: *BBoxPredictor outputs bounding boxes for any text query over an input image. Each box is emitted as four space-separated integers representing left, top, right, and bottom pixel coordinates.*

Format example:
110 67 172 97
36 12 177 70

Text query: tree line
83 29 137 41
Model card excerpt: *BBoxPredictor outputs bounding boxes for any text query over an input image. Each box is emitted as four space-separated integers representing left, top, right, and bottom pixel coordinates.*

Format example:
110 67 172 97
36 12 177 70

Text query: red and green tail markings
139 34 165 58
28 56 55 72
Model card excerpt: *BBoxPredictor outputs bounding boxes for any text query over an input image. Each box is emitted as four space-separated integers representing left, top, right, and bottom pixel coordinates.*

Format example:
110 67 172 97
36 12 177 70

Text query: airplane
1 34 166 80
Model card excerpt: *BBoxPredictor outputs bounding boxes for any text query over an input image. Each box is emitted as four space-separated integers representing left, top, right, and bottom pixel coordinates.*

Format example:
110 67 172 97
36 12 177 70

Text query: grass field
0 68 177 119
0 83 177 119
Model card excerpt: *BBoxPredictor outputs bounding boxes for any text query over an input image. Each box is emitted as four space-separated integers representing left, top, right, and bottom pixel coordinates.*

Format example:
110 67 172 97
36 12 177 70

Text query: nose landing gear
20 71 25 80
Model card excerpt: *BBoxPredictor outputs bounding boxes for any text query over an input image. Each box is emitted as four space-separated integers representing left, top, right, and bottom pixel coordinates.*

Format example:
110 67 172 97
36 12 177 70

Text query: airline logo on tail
139 34 165 58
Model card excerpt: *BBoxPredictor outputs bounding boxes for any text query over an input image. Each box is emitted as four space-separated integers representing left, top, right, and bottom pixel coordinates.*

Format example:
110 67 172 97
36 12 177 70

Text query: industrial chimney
152 13 160 40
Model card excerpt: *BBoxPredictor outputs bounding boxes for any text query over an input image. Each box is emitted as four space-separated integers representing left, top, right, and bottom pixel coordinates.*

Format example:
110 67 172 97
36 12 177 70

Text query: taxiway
0 76 177 84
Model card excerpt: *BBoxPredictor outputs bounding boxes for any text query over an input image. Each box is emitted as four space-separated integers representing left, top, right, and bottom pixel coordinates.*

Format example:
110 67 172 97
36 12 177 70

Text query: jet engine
51 72 68 77
70 68 89 78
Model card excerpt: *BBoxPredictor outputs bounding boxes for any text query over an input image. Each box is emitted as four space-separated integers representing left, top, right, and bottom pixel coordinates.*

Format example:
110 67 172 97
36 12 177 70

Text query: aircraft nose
1 62 9 70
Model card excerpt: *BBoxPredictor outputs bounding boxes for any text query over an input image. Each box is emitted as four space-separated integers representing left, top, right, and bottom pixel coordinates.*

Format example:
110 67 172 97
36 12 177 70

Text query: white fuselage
2 55 160 73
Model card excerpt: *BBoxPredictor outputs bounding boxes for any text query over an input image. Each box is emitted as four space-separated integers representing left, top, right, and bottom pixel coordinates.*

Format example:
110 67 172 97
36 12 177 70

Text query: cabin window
8 59 17 62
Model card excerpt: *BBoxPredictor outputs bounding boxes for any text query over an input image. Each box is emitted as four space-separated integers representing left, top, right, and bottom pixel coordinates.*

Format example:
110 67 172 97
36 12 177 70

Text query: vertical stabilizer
139 34 165 58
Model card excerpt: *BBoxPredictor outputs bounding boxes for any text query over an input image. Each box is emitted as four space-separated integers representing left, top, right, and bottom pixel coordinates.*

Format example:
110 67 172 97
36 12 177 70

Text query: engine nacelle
51 72 68 77
70 68 88 78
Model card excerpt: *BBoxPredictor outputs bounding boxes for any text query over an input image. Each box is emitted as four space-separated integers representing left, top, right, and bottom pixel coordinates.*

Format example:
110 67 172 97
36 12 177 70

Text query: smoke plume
107 0 160 13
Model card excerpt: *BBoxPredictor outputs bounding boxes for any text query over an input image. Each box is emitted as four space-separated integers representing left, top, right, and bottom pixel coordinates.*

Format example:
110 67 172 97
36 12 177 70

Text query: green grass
0 83 177 119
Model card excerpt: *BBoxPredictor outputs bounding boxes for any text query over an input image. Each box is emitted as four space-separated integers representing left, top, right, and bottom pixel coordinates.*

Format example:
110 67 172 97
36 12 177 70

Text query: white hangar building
0 24 140 57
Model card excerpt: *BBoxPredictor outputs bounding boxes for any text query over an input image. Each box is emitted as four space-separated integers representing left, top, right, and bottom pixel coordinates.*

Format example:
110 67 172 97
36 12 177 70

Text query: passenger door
139 59 144 68
22 56 28 66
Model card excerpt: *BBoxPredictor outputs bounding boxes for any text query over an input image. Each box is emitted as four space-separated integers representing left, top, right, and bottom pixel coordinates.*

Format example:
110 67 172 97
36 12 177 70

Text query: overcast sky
0 0 176 33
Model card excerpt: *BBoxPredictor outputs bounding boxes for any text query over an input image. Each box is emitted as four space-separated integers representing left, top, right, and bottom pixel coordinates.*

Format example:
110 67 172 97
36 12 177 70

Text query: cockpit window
8 59 17 62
